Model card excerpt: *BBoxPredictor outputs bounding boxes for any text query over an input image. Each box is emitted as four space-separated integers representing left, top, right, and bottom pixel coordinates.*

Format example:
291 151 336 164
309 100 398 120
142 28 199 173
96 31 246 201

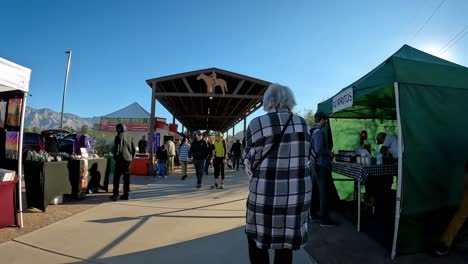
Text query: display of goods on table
335 150 357 163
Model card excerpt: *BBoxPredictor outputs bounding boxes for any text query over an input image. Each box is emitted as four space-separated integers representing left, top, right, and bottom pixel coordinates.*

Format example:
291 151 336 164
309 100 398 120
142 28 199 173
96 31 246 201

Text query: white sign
332 87 353 113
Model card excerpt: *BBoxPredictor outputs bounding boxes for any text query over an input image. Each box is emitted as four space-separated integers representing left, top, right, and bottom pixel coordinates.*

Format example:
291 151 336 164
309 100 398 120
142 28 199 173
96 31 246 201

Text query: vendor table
68 158 108 199
130 158 150 176
103 155 115 191
331 162 397 231
23 161 70 212
0 180 18 228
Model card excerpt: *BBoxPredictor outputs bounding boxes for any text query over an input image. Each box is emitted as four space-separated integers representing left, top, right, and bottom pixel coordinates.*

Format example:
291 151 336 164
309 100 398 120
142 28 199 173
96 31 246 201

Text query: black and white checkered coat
244 109 312 250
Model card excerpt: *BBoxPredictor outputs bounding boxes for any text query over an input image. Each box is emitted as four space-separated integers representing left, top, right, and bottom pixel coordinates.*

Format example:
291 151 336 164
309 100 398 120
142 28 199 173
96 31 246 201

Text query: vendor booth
0 56 32 228
317 45 468 258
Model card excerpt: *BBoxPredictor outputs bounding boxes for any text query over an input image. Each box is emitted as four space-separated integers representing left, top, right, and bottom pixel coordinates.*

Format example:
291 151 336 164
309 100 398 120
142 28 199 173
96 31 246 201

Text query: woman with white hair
243 83 312 263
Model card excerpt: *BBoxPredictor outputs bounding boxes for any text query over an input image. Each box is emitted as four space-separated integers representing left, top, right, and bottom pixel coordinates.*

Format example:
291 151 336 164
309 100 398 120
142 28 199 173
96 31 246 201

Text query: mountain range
24 106 99 130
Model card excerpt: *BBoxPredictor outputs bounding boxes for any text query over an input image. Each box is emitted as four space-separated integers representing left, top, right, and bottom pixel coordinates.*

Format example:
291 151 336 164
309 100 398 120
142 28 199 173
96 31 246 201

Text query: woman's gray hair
262 83 297 111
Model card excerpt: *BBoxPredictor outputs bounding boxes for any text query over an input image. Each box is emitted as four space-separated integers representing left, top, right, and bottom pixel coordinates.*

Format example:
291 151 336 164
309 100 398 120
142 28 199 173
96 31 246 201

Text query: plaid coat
244 109 312 250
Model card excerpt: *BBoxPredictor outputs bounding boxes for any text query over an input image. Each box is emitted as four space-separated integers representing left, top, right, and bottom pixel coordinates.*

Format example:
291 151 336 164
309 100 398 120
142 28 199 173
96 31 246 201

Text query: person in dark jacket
110 123 135 201
138 135 147 154
189 130 209 189
229 139 242 171
156 144 168 178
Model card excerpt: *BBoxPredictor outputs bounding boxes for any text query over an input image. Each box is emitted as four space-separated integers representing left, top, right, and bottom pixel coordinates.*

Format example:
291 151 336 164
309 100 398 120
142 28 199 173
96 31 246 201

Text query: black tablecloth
24 161 70 212
67 158 108 199
331 162 397 183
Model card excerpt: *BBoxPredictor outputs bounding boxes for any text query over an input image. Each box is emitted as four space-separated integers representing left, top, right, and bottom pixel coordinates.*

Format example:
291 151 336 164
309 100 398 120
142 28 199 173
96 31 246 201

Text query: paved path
1 169 313 264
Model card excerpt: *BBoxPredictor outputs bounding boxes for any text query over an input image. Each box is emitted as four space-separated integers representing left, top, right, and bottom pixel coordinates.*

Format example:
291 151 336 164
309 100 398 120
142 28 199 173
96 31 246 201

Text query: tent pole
149 81 157 176
391 82 403 259
16 92 28 228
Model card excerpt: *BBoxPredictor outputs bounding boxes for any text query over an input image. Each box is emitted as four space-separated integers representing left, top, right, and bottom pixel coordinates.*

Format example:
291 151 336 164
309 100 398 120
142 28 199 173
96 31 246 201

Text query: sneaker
181 175 187 180
218 184 224 189
109 194 119 201
320 219 338 228
196 184 201 189
210 184 219 190
435 242 449 256
164 176 168 179
119 194 129 200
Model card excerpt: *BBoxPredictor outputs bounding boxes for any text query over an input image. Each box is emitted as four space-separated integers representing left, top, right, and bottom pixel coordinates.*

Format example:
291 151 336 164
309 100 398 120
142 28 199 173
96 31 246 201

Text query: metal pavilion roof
146 67 271 133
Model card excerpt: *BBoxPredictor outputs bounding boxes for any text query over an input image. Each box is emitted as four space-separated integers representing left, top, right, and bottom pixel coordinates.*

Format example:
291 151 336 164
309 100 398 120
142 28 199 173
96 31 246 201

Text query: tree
298 108 315 125
32 127 41 133
24 127 31 132
63 126 75 133
81 124 91 135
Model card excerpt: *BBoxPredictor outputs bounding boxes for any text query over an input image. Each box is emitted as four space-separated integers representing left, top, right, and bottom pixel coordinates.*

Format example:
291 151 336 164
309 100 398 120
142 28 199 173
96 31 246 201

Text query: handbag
251 113 293 171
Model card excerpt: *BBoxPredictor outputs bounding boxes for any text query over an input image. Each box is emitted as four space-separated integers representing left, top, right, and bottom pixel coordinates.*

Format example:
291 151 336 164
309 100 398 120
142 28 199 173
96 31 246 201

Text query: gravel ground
0 175 154 244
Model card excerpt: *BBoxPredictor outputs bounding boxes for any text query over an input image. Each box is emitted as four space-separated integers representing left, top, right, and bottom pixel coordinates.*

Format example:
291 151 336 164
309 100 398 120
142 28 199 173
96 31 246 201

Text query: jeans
204 158 211 175
247 238 292 264
113 160 131 195
157 160 167 176
310 164 333 222
231 155 240 170
193 159 205 185
180 161 188 176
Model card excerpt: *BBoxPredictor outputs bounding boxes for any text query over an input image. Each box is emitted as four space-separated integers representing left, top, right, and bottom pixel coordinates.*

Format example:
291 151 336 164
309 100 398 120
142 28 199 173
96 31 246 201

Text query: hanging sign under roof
332 87 353 113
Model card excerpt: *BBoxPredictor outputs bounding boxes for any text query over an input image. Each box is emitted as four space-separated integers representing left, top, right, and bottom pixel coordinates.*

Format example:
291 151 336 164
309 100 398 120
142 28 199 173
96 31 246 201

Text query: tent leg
391 82 403 259
357 181 361 232
16 93 28 228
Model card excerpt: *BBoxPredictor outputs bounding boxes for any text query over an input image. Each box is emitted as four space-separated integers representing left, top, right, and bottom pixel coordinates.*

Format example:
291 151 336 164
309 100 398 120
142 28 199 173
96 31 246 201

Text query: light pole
60 50 72 130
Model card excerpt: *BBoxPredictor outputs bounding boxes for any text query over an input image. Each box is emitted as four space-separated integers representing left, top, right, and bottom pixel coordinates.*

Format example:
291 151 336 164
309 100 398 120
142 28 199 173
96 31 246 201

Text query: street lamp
60 50 72 130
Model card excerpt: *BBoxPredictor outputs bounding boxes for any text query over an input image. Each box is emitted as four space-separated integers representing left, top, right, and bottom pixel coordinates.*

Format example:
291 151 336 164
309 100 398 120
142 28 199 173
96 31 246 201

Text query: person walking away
110 123 135 201
73 129 90 155
435 160 468 256
166 139 176 174
179 138 190 180
211 132 227 189
156 144 168 178
309 111 339 227
204 137 213 176
189 131 209 189
138 135 147 154
229 139 242 171
244 83 312 264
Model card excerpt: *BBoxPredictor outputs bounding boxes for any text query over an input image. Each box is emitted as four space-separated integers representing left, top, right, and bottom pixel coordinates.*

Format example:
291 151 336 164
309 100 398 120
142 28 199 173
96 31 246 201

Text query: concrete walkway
1 169 314 264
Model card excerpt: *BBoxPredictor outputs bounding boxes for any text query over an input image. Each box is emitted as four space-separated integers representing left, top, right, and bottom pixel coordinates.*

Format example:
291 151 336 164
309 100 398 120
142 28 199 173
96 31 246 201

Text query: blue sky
1 0 467 132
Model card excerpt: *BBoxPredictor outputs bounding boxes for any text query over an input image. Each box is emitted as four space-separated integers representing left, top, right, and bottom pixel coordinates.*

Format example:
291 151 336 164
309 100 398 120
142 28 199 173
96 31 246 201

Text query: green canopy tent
318 45 468 258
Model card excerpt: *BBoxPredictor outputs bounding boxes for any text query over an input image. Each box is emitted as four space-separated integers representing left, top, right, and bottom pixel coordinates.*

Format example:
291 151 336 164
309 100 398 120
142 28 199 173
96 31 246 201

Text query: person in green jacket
110 123 135 201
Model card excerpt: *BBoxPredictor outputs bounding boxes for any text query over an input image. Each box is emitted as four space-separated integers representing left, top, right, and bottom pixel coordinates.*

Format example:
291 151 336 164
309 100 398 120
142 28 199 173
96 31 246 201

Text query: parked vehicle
22 132 45 153
41 129 74 154
58 133 75 154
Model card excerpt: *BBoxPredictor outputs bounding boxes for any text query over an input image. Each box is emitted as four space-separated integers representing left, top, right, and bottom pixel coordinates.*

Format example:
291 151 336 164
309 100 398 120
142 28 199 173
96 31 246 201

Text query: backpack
309 124 321 162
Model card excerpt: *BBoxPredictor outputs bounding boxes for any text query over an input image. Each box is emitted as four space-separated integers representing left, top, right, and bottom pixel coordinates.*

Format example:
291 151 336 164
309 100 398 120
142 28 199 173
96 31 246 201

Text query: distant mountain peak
24 106 98 130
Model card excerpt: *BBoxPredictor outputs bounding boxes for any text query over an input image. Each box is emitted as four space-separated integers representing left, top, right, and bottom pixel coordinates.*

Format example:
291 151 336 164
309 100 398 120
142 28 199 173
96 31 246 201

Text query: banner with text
99 117 150 132
332 87 353 113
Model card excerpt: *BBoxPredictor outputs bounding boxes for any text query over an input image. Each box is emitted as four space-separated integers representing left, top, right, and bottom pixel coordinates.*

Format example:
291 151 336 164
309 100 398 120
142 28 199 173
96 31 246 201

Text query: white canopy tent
0 56 31 227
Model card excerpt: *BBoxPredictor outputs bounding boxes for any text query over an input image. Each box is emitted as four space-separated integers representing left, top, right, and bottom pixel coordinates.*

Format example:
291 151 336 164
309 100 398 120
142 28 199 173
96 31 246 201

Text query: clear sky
1 0 467 133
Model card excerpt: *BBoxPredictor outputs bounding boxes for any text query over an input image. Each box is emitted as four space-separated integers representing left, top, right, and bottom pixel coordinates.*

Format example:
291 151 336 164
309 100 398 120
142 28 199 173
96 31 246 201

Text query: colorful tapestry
5 131 19 160
0 101 6 128
6 98 22 127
